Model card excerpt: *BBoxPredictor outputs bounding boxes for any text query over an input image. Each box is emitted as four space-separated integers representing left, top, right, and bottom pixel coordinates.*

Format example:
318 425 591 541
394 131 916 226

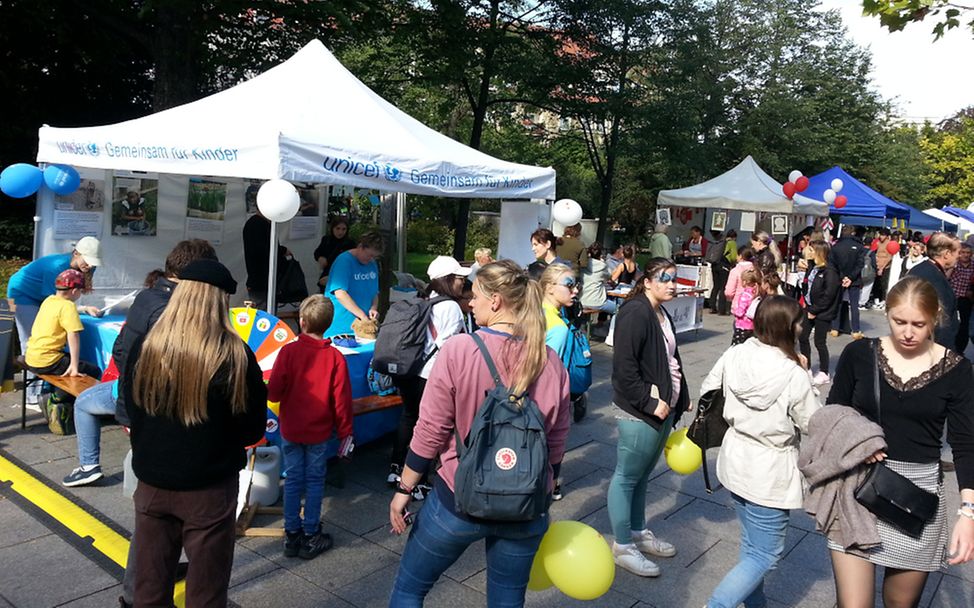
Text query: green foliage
0 257 28 298
0 218 34 259
920 115 974 207
862 0 974 39
406 218 455 255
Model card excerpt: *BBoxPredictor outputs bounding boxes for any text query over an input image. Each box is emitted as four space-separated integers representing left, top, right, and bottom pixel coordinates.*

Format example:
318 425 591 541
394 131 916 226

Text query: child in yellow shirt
25 269 101 385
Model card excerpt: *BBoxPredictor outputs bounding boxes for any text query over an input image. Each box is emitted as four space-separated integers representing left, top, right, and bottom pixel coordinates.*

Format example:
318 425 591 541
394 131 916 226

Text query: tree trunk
151 3 201 111
596 114 622 244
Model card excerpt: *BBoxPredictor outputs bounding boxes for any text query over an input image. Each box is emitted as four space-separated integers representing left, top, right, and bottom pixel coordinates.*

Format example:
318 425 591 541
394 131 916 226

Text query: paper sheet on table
100 290 140 314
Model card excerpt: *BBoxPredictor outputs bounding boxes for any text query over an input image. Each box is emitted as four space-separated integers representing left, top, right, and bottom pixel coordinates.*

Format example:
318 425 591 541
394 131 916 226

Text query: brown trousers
133 476 238 608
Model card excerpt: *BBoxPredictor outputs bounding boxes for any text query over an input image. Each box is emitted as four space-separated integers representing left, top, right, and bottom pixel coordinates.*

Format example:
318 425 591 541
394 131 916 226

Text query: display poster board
53 178 105 239
498 201 549 267
112 172 159 236
711 210 727 233
661 294 704 334
186 178 227 245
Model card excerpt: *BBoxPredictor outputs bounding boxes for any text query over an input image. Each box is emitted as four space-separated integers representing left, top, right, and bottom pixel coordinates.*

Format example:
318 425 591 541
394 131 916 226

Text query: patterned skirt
827 459 947 572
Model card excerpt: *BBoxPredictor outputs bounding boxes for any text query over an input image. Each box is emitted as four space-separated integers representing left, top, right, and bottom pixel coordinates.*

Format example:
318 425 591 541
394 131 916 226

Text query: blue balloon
0 163 44 198
43 164 81 195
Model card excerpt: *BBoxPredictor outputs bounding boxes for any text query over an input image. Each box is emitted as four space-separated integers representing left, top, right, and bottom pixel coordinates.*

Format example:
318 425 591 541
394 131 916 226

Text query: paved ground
1 309 973 607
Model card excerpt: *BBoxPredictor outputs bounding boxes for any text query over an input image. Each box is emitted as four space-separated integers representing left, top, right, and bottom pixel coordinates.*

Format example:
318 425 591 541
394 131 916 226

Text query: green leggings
607 416 674 542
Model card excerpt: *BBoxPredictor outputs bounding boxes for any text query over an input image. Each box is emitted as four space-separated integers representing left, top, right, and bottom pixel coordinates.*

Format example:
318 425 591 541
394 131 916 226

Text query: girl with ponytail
388 260 571 606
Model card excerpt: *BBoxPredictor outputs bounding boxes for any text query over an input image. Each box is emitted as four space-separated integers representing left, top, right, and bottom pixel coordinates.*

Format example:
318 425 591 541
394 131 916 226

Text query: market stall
804 166 911 227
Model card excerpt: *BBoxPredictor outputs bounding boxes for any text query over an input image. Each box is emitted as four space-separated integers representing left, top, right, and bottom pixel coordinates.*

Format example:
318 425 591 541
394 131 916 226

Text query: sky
817 0 974 123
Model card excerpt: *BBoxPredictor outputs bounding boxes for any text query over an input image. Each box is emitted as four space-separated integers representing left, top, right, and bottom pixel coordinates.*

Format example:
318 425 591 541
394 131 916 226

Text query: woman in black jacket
608 257 690 578
126 260 267 607
313 217 355 287
799 241 840 386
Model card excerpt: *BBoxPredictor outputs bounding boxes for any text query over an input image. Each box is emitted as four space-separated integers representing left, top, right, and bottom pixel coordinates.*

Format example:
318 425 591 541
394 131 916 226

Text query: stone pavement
1 310 973 607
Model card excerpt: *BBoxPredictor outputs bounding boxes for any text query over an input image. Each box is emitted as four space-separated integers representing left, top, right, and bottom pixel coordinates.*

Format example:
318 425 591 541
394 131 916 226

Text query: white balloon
256 179 300 222
552 198 583 225
788 170 803 184
831 178 844 193
823 189 837 204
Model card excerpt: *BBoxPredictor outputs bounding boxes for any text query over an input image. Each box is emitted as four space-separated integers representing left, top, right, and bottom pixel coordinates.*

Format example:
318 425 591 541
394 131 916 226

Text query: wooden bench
14 356 99 430
351 394 402 416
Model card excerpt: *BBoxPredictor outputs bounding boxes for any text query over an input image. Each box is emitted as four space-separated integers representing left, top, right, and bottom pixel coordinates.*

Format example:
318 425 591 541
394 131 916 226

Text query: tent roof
805 166 910 220
943 206 974 224
926 208 974 233
656 156 828 216
36 40 555 200
843 206 957 232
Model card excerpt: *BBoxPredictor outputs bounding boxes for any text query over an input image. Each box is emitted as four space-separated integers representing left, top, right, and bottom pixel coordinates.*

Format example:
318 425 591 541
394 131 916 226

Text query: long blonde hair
539 263 573 306
475 260 547 395
133 280 249 425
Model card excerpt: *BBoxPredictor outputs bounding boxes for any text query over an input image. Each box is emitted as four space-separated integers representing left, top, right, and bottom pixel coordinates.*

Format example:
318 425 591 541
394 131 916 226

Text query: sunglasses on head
559 276 577 289
656 271 677 283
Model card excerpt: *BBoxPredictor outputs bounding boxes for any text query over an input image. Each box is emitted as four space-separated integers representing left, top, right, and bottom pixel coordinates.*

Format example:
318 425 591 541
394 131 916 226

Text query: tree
920 114 974 207
862 0 974 39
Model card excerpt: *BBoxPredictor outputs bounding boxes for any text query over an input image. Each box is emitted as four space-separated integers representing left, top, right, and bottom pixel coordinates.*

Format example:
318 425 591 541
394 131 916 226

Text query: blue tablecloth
79 315 125 373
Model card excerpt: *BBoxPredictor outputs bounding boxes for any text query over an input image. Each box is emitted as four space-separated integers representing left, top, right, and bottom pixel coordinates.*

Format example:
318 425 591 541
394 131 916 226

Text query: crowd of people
8 216 974 608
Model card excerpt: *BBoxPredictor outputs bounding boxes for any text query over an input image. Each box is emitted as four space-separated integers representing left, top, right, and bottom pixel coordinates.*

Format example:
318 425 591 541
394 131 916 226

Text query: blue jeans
707 494 789 608
281 439 329 535
390 486 548 608
607 417 673 541
74 381 117 466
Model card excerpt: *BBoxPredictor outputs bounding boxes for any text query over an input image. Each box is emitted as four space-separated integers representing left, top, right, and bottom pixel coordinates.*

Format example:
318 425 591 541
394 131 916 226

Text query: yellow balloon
527 551 553 591
665 428 703 475
540 521 614 600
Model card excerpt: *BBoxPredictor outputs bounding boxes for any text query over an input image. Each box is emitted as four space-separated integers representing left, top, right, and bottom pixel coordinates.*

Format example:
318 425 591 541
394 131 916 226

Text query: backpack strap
470 332 504 390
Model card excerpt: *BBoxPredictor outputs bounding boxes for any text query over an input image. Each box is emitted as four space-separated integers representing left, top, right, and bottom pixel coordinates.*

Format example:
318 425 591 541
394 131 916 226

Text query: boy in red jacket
267 295 353 559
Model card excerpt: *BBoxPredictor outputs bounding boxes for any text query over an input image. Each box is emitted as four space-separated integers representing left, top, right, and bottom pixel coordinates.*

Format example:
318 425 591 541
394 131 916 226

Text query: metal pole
266 220 279 314
396 192 407 272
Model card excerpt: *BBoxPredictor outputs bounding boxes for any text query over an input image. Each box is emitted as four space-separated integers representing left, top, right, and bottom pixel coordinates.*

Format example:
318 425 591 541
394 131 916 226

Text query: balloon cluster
782 170 809 199
0 163 81 198
823 178 847 210
528 521 614 599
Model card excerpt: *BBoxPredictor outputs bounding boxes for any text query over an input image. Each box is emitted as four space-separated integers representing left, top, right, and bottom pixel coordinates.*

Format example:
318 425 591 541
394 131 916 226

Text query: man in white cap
6 237 102 405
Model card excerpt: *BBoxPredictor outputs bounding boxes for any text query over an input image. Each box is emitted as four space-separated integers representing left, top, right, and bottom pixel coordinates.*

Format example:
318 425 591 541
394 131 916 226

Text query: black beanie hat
178 259 237 295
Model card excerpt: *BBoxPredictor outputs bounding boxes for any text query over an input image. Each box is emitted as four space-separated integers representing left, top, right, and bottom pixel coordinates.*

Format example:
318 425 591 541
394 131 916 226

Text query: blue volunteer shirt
6 253 73 305
324 250 379 337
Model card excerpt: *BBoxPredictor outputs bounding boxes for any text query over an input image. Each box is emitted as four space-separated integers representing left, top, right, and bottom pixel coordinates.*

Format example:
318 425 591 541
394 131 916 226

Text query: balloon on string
834 195 848 209
795 176 810 192
552 199 583 225
538 521 614 600
782 182 796 199
871 239 879 251
0 163 44 198
788 170 803 184
823 189 837 204
665 428 703 475
256 179 300 222
43 164 81 195
831 178 844 193
887 241 901 255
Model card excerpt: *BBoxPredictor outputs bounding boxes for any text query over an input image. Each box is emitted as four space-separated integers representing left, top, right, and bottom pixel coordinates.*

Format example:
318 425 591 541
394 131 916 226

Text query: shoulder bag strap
872 338 882 425
470 332 504 390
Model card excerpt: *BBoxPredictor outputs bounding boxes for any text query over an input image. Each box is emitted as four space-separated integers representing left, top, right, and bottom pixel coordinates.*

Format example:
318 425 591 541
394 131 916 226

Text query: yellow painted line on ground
0 453 186 606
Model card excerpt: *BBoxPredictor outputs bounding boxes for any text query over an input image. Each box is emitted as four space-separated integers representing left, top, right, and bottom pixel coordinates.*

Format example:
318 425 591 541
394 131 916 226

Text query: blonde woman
126 260 267 607
388 260 571 606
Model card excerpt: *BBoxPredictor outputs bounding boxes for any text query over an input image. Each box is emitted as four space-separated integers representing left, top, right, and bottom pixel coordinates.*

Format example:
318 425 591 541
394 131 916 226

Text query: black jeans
710 263 731 314
391 375 427 469
799 315 831 374
27 356 101 400
871 271 890 303
956 297 972 355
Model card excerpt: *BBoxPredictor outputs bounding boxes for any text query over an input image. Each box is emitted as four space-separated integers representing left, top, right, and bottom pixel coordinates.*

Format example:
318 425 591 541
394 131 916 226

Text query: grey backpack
453 333 549 521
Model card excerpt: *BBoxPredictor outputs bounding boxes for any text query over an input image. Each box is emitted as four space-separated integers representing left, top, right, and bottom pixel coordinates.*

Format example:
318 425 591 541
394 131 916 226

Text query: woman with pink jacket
724 247 755 304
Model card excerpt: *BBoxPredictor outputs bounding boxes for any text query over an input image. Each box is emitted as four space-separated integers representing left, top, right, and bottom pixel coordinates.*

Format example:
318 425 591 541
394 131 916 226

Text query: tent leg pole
266 221 279 314
396 193 406 273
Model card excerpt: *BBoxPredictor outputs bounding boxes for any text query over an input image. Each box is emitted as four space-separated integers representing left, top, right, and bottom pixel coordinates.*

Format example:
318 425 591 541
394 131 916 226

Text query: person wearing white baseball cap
6 237 103 405
386 256 471 497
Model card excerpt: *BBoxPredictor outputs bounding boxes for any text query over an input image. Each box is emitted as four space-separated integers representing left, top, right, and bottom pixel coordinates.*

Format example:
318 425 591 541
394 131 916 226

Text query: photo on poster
245 179 261 215
112 174 158 236
655 207 672 226
771 214 789 236
710 210 727 233
57 178 105 211
187 179 227 220
298 186 320 216
327 185 353 218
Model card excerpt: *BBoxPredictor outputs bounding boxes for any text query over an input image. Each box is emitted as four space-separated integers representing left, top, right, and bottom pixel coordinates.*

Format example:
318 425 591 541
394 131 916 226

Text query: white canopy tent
657 156 829 217
925 208 974 235
34 40 556 303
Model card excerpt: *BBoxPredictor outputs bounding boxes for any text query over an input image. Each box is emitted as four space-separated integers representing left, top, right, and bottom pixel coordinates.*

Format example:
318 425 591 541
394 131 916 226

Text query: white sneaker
613 542 660 577
812 371 830 386
631 529 677 557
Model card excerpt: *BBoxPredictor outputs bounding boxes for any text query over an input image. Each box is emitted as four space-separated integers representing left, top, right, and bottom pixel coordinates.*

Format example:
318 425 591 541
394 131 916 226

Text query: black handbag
853 340 938 537
276 256 309 304
687 388 728 493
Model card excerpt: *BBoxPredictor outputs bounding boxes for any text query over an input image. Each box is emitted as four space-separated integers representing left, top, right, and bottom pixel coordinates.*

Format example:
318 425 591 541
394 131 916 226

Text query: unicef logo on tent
384 165 401 183
87 143 99 156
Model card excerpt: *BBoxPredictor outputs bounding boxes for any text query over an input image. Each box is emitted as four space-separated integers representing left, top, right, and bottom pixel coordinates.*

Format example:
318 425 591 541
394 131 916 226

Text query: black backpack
453 333 549 521
372 296 450 377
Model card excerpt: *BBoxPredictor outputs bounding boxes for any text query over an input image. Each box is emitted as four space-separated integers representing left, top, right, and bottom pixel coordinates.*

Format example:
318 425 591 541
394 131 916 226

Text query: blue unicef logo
87 143 99 156
384 164 401 183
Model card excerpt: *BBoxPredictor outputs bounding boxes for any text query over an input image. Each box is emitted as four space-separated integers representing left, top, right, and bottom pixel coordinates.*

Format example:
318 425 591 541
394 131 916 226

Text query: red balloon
795 176 810 192
834 195 848 209
887 241 901 255
870 240 879 251
923 235 931 244
782 182 796 199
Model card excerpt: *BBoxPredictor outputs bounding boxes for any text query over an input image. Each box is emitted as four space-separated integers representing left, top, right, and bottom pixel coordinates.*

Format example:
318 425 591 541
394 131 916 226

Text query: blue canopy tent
847 206 958 231
943 206 974 225
805 166 911 221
